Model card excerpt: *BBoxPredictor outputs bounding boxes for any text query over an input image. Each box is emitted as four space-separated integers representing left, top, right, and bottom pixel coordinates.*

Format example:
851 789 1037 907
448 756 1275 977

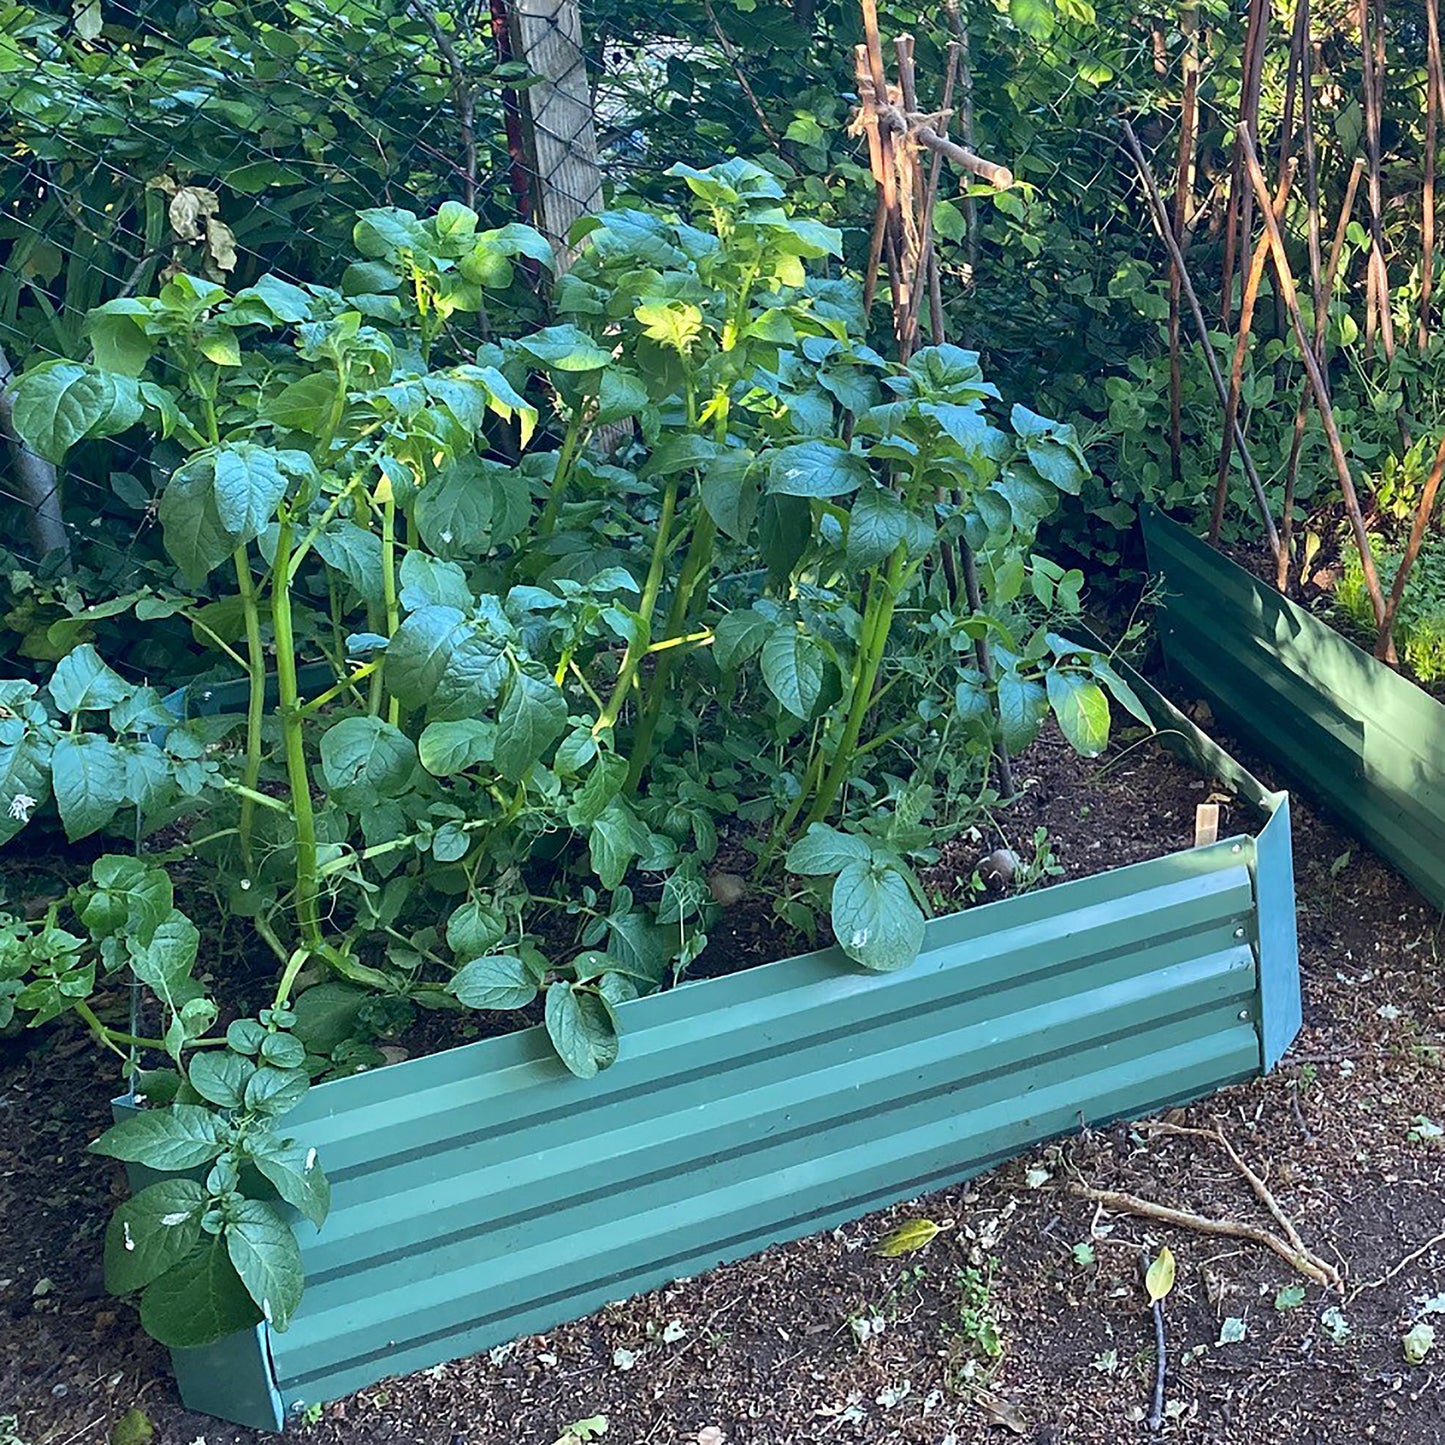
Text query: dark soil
4 725 1444 1445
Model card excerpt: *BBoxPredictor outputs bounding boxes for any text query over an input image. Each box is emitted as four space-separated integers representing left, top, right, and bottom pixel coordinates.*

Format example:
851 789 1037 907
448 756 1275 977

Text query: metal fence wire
0 0 1168 586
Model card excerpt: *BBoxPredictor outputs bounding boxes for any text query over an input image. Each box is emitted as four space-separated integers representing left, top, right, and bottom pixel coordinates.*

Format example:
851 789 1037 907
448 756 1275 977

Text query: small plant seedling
1274 1285 1307 1311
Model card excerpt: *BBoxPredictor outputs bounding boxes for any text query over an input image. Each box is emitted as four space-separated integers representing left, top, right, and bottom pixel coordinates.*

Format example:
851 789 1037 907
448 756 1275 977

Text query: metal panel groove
1144 504 1445 908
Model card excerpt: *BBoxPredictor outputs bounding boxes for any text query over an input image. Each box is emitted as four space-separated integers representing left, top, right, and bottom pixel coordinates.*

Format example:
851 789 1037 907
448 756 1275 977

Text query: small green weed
1337 538 1445 684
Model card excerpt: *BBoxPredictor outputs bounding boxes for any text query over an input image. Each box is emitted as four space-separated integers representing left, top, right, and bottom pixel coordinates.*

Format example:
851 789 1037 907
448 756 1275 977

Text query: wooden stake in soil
1169 6 1202 485
1376 431 1445 660
1238 122 1388 629
1422 0 1444 350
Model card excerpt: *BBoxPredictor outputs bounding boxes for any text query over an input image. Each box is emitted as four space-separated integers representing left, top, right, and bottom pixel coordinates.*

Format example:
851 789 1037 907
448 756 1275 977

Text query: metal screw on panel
1230 844 1241 854
1238 1010 1251 1020
1234 927 1246 939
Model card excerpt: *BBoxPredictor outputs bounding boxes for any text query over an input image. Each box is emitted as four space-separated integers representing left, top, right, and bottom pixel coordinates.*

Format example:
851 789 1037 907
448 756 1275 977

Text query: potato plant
0 159 1143 1349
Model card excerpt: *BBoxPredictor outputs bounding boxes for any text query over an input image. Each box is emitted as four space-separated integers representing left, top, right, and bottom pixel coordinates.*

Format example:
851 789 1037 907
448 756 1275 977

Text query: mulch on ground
3 723 1443 1445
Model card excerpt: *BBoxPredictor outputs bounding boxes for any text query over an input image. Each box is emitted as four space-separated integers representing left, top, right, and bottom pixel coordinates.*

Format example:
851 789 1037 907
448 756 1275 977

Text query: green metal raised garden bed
1144 503 1445 910
121 667 1300 1432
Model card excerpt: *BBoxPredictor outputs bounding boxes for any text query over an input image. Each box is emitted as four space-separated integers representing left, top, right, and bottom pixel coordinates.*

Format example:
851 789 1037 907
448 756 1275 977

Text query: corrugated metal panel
1143 505 1445 909
245 851 1261 1416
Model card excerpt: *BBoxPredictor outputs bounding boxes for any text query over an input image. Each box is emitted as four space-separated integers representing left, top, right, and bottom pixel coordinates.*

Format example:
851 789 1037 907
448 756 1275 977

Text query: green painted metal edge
1143 504 1445 910
119 662 1299 1433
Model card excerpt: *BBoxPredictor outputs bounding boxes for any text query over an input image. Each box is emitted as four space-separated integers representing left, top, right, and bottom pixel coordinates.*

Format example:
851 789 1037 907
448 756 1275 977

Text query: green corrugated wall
1144 504 1445 909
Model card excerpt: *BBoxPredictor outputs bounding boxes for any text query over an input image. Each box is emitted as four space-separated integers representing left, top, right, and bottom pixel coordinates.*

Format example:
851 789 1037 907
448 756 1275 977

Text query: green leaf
232 274 314 324
760 623 825 718
319 716 417 797
313 523 384 605
86 304 154 376
386 605 469 707
589 798 650 890
8 361 143 462
129 911 202 1010
544 982 619 1079
766 440 866 498
89 1104 227 1172
50 733 125 840
225 1198 305 1330
445 900 507 959
997 672 1048 755
291 983 369 1055
713 607 772 673
269 374 338 435
514 324 614 373
493 668 567 782
700 449 759 541
104 1179 207 1294
48 643 131 714
212 444 311 540
786 823 871 876
634 301 704 353
399 552 472 612
414 458 508 559
80 855 173 941
451 954 538 1010
140 1236 262 1349
249 1136 331 1228
187 1051 255 1110
243 1066 309 1120
1045 670 1110 757
830 860 925 973
158 456 239 583
418 718 495 776
847 485 932 568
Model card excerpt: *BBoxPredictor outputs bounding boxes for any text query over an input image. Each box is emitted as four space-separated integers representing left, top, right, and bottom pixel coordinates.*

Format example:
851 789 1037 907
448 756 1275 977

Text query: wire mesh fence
0 0 1185 601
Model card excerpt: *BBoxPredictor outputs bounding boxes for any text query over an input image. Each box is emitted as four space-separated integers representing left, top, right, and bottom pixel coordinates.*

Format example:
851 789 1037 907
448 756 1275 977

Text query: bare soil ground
3 726 1443 1445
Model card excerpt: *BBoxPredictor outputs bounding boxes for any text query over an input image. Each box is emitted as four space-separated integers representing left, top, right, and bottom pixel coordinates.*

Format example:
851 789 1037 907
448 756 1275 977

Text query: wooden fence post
508 0 604 268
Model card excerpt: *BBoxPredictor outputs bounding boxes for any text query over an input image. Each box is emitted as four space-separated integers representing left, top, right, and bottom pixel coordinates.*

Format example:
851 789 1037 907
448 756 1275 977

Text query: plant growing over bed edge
0 158 1145 1350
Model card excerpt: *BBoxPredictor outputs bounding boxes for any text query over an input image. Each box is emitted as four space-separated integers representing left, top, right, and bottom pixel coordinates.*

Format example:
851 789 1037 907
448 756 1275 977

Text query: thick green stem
803 547 907 829
232 548 266 864
380 489 400 725
270 514 324 951
623 511 718 790
595 475 681 734
536 406 589 540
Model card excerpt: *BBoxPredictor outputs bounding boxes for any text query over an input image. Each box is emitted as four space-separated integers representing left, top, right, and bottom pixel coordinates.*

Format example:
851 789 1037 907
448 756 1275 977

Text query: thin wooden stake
1377 432 1445 659
1120 119 1281 562
1238 122 1388 629
1278 157 1364 591
1421 0 1444 350
1209 161 1296 546
1169 7 1201 485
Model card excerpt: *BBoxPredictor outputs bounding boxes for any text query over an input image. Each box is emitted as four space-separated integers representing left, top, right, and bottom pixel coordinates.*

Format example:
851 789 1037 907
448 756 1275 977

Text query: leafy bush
1337 539 1445 686
0 159 1141 1348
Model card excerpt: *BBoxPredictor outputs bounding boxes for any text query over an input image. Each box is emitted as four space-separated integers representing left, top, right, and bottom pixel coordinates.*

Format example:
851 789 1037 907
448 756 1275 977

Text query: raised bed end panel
1143 504 1445 910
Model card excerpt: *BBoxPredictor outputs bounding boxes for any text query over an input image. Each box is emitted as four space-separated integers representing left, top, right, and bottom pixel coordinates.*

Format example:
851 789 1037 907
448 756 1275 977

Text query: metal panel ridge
1143 504 1445 908
250 848 1261 1419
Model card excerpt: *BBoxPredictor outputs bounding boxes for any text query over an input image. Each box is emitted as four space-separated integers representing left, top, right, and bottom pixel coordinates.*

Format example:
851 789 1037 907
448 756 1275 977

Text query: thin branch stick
1209 161 1296 545
410 0 477 208
1422 0 1444 350
943 0 980 273
1360 0 1395 358
1074 1184 1340 1288
874 100 1013 189
1376 431 1445 659
1120 119 1281 560
1169 6 1201 484
1279 157 1365 590
1221 0 1271 327
1350 1229 1445 1296
1239 122 1386 624
1145 1120 1340 1284
702 0 800 171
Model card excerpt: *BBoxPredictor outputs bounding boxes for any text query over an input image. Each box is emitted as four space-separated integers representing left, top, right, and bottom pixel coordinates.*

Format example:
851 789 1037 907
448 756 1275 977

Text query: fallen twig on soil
1073 1184 1342 1289
1350 1229 1445 1298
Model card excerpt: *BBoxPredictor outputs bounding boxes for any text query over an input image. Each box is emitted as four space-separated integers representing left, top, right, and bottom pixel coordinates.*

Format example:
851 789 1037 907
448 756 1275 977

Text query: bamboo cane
1121 119 1282 561
1238 122 1388 627
1209 162 1297 546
